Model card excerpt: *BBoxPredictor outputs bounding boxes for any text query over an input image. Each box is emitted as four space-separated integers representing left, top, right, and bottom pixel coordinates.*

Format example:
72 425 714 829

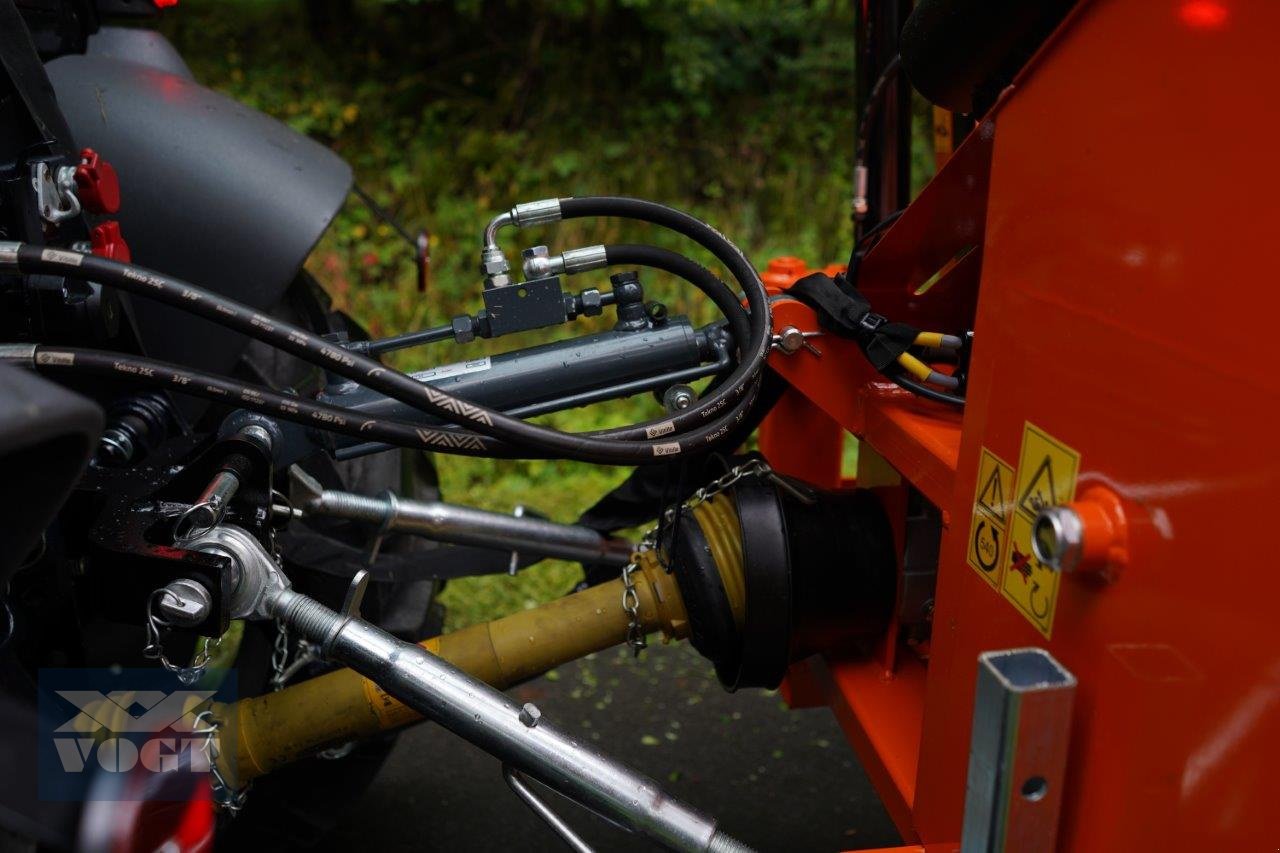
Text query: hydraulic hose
5 344 766 461
562 197 771 379
1 200 767 464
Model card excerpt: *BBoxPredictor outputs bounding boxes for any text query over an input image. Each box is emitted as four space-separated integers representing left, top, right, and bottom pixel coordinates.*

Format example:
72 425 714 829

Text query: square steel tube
961 648 1077 853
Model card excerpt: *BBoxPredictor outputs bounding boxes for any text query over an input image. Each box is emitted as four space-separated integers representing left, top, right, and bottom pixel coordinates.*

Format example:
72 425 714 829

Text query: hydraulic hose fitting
481 199 566 288
522 244 608 280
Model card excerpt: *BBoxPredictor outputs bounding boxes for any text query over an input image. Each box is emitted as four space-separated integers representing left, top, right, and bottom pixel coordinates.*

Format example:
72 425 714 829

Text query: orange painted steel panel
914 0 1280 847
757 385 846 490
765 298 963 510
812 653 928 842
763 1 1280 848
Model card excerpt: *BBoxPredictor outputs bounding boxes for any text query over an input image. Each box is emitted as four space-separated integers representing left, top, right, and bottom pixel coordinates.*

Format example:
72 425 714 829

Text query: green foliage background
163 0 907 627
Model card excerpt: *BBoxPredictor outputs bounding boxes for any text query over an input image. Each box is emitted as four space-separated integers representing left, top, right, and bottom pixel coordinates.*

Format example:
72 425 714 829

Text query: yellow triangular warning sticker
977 464 1005 520
1016 455 1058 520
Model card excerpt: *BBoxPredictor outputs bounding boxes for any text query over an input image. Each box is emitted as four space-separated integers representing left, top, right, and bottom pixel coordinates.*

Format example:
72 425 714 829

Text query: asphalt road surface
317 641 899 852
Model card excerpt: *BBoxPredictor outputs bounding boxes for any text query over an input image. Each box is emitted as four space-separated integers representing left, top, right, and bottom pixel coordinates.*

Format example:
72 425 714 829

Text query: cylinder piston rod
266 587 748 852
302 488 634 567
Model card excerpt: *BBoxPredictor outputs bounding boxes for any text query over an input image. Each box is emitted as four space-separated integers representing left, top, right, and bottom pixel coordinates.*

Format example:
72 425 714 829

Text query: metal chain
192 709 250 815
678 458 773 515
620 459 775 657
268 620 290 691
620 559 647 657
143 590 220 687
270 639 319 692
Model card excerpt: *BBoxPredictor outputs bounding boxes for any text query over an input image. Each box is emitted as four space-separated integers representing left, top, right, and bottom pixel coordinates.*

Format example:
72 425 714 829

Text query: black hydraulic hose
553 202 772 440
561 197 770 375
20 347 501 457
16 345 767 461
8 202 768 464
891 372 965 407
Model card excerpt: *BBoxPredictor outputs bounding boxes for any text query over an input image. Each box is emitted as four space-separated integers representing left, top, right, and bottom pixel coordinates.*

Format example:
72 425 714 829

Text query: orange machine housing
758 1 1279 849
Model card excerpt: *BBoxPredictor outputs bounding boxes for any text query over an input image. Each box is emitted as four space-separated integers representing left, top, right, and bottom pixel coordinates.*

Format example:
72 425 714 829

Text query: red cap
91 221 131 263
73 148 121 215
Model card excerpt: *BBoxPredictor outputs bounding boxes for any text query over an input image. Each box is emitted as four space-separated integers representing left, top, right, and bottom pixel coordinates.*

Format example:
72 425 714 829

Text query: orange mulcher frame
757 1 1279 849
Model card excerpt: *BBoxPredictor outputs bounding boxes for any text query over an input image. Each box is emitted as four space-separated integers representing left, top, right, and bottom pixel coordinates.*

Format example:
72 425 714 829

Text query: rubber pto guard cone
667 473 897 690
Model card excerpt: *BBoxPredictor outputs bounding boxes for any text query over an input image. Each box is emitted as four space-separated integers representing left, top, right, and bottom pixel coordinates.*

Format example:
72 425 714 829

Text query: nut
480 246 511 278
522 245 554 280
662 384 697 413
451 315 477 344
580 288 603 317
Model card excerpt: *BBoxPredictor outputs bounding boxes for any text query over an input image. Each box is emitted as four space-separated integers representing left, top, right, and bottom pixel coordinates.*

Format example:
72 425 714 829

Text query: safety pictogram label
1013 423 1080 523
1000 513 1059 636
999 422 1082 636
966 448 1014 587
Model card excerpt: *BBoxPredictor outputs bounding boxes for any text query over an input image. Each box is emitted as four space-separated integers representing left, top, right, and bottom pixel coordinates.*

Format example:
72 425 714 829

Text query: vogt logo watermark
38 669 237 801
52 689 214 774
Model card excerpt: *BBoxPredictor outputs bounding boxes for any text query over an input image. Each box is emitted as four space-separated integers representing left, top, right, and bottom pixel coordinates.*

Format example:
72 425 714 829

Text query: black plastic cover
0 361 102 583
45 51 352 381
86 25 191 78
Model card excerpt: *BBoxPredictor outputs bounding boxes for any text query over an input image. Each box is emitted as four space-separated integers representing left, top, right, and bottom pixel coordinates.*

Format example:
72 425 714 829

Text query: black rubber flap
728 480 792 690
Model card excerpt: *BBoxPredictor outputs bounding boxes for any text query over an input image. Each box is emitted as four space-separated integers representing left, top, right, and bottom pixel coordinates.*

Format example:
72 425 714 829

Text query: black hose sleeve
26 346 508 458
23 346 768 460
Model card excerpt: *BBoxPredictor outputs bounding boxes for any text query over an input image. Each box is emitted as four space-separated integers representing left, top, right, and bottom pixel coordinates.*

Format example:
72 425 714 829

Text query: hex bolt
156 578 213 627
519 702 542 728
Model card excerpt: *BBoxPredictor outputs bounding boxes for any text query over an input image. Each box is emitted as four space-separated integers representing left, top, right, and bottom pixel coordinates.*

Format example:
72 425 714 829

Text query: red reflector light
153 0 179 7
1179 1 1228 29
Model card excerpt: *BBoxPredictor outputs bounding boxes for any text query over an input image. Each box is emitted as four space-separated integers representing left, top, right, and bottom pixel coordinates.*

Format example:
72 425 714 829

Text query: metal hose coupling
265 583 751 853
481 198 567 288
522 244 608 280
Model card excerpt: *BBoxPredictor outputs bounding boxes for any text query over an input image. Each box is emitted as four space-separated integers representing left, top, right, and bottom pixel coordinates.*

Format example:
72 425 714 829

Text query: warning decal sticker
999 422 1082 636
1013 423 1080 523
966 448 1015 587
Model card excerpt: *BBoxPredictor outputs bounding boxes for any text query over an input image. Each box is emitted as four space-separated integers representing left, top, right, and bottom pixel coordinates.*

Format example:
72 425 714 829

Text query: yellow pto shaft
223 549 694 785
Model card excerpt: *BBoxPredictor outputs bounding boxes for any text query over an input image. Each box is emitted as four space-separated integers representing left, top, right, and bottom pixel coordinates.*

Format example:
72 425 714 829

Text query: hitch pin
771 326 823 357
175 469 240 542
